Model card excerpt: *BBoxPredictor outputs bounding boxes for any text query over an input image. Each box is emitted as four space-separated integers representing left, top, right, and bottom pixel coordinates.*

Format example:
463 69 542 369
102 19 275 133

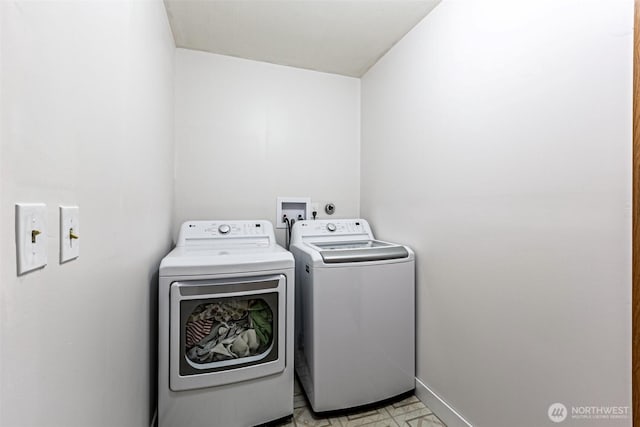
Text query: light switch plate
59 206 79 263
15 203 47 275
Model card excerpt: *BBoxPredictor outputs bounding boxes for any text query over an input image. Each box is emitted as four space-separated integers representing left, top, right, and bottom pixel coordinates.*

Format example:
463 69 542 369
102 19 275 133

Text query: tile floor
275 379 447 427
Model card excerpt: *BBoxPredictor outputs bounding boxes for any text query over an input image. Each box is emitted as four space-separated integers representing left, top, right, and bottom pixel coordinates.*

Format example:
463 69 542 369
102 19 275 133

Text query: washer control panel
296 219 369 237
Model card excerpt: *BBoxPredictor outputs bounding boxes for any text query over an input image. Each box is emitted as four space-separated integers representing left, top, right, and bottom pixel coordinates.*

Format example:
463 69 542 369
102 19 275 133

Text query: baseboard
414 378 473 427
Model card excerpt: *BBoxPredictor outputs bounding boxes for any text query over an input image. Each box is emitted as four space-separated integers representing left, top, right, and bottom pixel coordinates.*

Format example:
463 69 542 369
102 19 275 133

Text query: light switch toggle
31 229 42 243
59 206 80 263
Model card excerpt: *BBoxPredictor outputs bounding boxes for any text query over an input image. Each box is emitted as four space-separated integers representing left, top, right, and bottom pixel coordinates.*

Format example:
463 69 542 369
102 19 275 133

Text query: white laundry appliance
158 220 294 427
290 219 415 412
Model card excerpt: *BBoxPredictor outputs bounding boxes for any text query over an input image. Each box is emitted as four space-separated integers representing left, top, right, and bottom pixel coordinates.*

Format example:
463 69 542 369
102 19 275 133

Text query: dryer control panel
177 220 274 247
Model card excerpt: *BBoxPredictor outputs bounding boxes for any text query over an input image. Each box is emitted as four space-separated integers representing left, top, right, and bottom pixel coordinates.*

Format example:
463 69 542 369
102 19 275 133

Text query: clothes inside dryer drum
185 300 273 364
185 318 214 347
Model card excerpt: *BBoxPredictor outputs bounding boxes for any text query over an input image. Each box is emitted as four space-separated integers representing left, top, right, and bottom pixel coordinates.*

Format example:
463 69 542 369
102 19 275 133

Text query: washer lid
308 240 409 263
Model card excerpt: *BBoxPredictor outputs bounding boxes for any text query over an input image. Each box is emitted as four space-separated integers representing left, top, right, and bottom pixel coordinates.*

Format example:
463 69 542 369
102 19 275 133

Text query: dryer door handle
174 277 282 299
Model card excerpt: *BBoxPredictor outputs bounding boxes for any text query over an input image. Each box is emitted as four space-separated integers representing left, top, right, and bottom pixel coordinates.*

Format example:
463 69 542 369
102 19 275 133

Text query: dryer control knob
326 223 337 232
218 224 231 234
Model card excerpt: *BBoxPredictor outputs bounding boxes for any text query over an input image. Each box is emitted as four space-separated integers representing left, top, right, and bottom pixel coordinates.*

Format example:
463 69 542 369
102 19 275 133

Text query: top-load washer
290 219 415 412
158 220 294 427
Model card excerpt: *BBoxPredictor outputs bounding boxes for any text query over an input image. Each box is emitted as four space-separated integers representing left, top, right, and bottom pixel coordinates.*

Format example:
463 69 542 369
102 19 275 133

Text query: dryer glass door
169 274 286 391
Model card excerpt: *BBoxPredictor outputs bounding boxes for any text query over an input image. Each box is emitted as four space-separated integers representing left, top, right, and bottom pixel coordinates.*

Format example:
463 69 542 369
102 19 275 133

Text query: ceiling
163 0 441 77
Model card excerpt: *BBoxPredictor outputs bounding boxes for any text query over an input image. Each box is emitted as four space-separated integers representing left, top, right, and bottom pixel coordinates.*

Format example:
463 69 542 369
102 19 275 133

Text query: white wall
361 1 632 426
174 49 360 244
0 1 174 426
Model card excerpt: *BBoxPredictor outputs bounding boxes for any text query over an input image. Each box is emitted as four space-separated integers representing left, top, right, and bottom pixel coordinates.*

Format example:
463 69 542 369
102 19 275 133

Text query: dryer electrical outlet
276 197 311 229
15 203 48 275
59 206 79 263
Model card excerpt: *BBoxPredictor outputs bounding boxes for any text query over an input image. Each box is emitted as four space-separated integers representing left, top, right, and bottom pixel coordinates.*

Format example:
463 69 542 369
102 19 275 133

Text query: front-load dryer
290 219 415 412
158 220 294 427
